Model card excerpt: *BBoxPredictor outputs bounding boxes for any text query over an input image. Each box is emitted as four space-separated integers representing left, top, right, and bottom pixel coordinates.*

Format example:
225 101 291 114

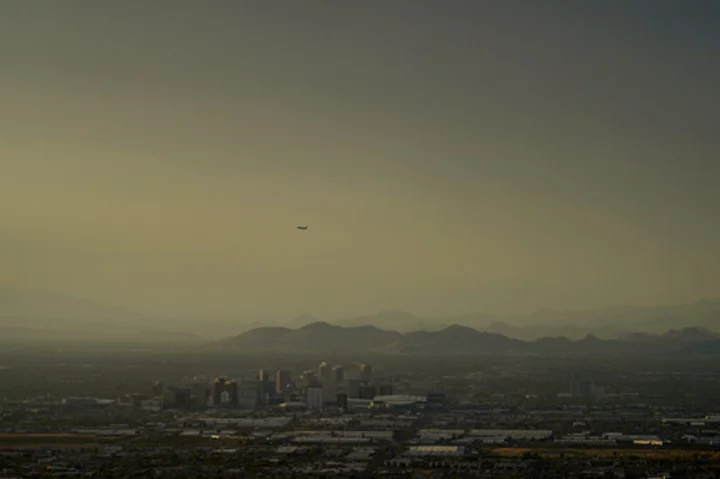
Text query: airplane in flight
297 225 308 230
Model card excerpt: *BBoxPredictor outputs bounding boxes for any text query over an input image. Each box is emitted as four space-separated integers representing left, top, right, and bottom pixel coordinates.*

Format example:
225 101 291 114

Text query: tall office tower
322 379 337 404
212 378 226 406
348 378 362 398
162 387 191 409
318 361 331 382
358 384 377 400
360 364 373 382
213 377 238 408
259 368 268 382
190 382 211 409
332 365 345 382
303 370 318 384
152 381 165 398
275 369 292 394
378 382 393 396
307 387 323 410
336 393 348 411
237 383 262 409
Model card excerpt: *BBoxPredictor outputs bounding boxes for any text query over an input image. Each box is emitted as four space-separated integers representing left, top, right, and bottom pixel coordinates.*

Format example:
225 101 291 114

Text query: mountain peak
334 310 431 332
299 321 335 330
579 333 601 343
288 314 319 327
437 324 481 336
219 322 720 356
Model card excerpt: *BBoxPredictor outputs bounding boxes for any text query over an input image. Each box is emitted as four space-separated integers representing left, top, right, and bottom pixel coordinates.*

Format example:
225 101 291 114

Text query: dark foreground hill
383 325 524 354
220 322 401 353
220 323 720 356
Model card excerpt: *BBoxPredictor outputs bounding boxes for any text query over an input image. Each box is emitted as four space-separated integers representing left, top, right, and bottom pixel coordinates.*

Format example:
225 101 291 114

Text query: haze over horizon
2 285 720 325
2 1 719 319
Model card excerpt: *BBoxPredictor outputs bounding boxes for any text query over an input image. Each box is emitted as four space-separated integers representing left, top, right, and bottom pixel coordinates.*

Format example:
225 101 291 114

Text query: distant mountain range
220 323 720 356
314 302 720 339
224 322 401 353
3 286 720 344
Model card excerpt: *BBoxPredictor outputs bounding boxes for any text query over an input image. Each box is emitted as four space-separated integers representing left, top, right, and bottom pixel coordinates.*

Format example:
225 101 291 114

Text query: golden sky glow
1 1 719 318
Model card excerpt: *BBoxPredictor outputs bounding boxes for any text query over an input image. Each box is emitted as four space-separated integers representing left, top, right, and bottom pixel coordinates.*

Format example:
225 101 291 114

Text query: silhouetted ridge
298 321 335 330
222 322 400 352
579 333 601 342
287 314 319 328
439 324 478 335
220 327 291 349
335 310 432 332
220 323 720 356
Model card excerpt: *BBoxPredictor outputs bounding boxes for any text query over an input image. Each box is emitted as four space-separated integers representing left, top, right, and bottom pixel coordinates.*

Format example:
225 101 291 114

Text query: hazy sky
2 1 719 318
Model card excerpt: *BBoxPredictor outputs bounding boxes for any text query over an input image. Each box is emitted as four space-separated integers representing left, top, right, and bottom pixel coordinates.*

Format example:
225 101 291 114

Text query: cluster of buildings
6 354 720 476
154 361 435 415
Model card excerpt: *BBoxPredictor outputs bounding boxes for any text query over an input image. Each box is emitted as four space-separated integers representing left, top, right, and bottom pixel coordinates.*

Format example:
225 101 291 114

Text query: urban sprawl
1 352 720 478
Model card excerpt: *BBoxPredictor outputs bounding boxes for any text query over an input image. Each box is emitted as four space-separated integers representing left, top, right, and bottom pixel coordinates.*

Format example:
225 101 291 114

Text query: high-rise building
237 383 261 409
332 365 345 382
360 364 372 382
259 369 268 382
359 384 377 400
275 369 292 394
307 386 323 410
378 382 393 396
347 378 362 398
213 378 238 408
152 381 165 398
162 387 191 409
213 378 226 406
322 381 337 404
190 382 211 409
336 393 348 411
318 362 331 382
262 380 275 404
